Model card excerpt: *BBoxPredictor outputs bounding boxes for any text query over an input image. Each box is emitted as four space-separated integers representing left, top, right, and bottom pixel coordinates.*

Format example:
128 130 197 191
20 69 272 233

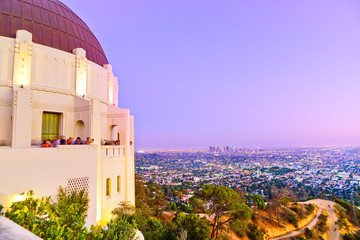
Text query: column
73 48 88 97
11 30 33 148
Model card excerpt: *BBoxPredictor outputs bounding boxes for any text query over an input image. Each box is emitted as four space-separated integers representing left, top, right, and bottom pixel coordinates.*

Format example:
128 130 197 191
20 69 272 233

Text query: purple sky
62 0 360 149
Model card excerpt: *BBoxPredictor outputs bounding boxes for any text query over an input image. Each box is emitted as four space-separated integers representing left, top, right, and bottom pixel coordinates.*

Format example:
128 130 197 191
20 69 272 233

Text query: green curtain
41 112 59 141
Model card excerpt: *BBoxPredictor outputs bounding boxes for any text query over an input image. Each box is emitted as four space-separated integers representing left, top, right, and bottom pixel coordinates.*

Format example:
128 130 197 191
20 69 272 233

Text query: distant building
0 0 135 226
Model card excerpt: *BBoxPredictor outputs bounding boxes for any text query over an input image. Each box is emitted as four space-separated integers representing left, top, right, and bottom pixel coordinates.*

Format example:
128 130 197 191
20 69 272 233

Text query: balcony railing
101 145 125 158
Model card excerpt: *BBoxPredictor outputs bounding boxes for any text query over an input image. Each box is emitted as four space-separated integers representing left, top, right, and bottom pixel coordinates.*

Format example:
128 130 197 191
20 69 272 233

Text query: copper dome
0 0 108 66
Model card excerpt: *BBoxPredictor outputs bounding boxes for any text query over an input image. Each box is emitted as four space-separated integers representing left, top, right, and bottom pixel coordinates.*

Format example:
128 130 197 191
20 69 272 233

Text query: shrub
304 227 313 239
343 233 360 240
316 213 329 234
100 219 137 240
306 203 315 215
229 219 248 237
169 201 177 211
247 223 264 240
284 210 299 228
5 189 91 239
292 237 305 240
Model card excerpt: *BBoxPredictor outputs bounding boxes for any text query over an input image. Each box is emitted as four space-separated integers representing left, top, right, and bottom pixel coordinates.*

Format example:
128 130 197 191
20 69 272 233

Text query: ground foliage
334 197 360 226
112 200 211 240
5 188 137 240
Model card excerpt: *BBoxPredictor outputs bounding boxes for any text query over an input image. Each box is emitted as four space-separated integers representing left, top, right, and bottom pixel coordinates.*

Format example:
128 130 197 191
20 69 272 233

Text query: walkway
0 216 41 240
270 199 339 240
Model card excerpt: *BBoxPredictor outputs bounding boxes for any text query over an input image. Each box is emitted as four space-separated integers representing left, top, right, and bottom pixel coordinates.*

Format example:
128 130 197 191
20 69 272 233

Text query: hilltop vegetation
129 175 321 240
4 175 360 240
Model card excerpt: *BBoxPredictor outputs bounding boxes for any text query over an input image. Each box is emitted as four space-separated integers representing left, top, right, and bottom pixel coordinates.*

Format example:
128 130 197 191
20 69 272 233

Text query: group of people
42 136 94 148
42 137 132 148
101 139 121 145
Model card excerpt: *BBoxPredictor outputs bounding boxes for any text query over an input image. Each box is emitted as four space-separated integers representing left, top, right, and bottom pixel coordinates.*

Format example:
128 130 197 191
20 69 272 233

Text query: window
106 178 111 197
41 112 60 141
117 176 121 193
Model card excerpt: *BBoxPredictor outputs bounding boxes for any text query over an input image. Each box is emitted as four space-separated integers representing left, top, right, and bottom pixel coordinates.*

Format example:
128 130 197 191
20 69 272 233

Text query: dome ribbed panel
0 0 108 66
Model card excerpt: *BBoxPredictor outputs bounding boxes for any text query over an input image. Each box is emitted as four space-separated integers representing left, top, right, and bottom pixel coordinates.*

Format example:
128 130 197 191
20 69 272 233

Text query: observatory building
0 0 135 225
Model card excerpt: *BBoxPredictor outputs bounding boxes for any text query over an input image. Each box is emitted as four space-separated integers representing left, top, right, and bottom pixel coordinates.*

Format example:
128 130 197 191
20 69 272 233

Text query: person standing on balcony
59 136 66 145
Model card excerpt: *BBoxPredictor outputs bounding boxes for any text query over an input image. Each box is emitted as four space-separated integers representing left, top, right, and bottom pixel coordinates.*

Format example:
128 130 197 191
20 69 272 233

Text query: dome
0 0 108 66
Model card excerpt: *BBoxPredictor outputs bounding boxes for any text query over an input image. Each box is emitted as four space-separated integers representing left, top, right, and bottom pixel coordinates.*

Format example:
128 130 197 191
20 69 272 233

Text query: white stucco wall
0 145 98 227
0 30 135 226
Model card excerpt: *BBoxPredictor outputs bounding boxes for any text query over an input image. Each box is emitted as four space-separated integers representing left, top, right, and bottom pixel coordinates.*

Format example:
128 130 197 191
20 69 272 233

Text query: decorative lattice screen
67 177 89 193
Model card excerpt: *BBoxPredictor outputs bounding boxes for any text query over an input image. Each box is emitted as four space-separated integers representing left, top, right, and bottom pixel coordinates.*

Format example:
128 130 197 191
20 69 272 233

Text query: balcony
101 145 126 161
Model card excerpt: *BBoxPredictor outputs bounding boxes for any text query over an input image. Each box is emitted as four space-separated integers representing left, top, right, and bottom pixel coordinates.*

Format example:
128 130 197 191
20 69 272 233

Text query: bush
333 197 360 226
0 204 3 215
284 210 299 228
291 203 305 219
100 219 137 240
292 237 305 240
316 213 329 234
304 227 313 239
5 189 91 239
169 202 177 211
179 203 192 213
343 233 360 240
306 203 315 215
247 223 264 240
229 219 248 237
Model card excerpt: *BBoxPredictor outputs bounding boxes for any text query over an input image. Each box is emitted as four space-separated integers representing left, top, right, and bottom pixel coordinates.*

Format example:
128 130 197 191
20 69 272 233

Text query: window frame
117 175 121 193
41 111 63 141
106 178 111 197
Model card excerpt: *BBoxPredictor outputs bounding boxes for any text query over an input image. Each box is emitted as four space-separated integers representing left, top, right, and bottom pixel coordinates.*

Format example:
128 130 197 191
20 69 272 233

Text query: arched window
74 120 85 140
110 125 119 142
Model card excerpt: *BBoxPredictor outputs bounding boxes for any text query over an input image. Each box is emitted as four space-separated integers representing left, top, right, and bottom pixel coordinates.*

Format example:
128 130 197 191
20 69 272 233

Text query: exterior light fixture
13 193 25 202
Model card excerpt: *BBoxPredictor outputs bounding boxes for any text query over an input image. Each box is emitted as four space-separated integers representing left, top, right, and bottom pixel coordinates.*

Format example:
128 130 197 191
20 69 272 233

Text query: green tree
252 194 266 210
135 174 149 210
195 185 252 239
189 197 205 213
173 213 211 240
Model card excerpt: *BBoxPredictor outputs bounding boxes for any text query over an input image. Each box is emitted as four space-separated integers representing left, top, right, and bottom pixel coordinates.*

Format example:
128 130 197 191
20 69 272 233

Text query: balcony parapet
101 145 126 160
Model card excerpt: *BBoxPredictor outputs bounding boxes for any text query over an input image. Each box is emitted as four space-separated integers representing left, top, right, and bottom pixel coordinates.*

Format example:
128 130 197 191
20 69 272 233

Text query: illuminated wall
0 30 135 227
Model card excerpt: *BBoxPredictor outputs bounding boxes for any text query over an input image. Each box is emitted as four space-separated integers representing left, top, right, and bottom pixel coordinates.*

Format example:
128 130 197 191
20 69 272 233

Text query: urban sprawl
135 146 360 204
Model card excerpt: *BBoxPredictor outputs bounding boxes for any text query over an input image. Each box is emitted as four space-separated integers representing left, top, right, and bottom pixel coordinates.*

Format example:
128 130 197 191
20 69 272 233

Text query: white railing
101 145 125 158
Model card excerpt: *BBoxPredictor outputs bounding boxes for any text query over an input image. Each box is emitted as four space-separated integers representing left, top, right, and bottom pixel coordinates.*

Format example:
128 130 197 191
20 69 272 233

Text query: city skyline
62 0 360 149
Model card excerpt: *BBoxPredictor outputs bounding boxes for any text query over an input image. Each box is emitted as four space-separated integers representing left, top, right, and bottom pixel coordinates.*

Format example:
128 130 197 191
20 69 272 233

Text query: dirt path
306 199 339 240
270 199 339 240
270 207 322 240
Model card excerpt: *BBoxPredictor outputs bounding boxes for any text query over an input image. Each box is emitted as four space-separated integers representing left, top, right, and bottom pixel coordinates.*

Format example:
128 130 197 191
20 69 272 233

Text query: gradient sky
61 0 360 149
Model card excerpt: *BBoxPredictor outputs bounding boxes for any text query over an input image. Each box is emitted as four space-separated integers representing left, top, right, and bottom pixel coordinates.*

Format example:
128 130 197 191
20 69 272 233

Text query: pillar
11 30 33 148
73 48 87 97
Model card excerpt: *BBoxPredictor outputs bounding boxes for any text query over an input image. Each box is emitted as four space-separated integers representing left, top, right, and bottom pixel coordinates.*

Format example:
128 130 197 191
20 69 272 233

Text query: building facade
0 0 135 226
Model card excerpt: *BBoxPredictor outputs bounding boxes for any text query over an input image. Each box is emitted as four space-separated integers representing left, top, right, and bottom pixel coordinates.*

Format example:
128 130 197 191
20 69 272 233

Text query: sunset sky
62 0 360 149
